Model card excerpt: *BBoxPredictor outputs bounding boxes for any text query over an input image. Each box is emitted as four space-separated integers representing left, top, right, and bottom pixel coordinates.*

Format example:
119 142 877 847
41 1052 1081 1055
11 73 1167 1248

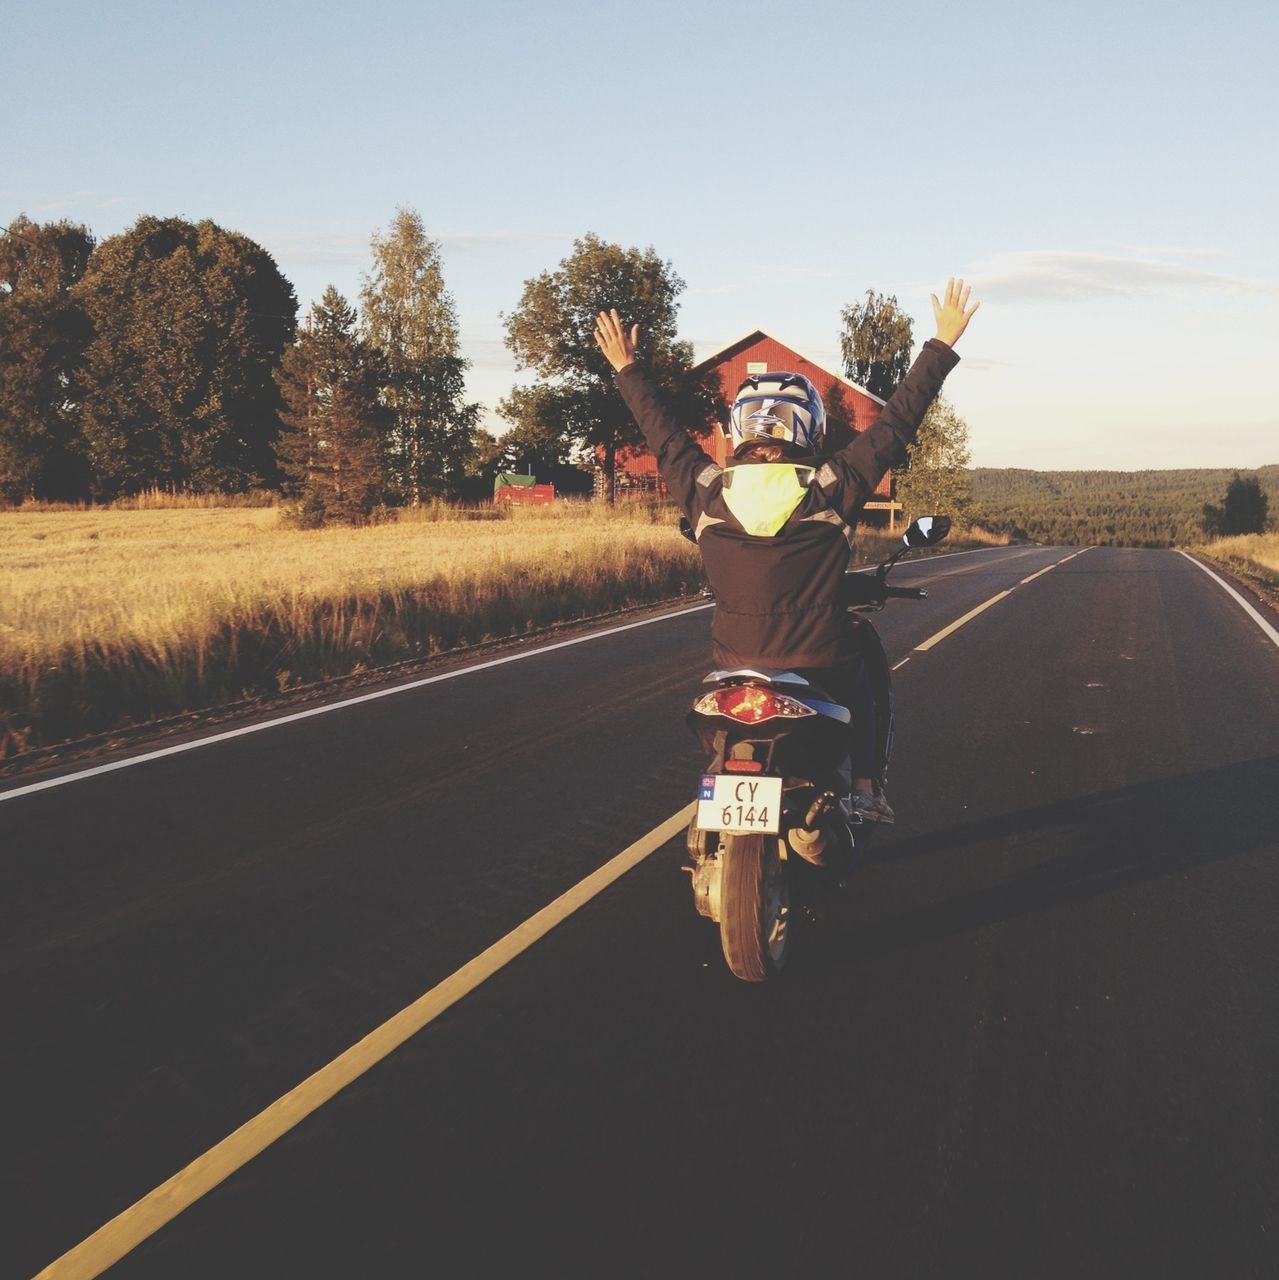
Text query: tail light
692 684 816 724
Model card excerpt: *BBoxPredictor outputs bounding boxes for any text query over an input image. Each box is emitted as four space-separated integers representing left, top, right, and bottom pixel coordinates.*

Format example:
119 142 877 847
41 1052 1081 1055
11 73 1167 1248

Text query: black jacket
615 338 960 668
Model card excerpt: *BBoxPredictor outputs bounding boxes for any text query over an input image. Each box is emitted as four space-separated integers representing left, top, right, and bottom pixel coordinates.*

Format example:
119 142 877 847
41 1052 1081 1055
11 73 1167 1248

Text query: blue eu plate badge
699 775 717 801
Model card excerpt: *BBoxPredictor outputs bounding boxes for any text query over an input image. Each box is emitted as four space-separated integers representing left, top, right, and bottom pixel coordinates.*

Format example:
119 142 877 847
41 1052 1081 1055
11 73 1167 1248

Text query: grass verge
1188 532 1279 604
0 502 1005 758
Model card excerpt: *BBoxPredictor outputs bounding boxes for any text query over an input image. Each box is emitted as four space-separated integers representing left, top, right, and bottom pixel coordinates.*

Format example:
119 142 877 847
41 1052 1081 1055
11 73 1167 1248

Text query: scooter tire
719 833 791 982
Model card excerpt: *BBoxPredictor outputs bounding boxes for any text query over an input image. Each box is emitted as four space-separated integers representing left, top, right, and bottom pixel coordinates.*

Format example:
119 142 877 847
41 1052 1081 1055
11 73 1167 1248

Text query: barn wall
607 331 902 505
703 335 892 498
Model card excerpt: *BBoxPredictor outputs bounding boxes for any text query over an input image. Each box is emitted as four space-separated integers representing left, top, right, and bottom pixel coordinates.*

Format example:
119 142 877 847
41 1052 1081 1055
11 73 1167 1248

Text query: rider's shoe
849 791 896 825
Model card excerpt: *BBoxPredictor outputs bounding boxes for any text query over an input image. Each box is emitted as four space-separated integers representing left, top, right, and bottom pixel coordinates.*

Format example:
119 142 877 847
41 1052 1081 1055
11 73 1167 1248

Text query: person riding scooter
594 278 979 824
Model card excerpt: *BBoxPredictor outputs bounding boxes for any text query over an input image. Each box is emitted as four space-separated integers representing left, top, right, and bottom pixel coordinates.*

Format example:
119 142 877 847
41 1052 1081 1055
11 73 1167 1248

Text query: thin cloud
265 232 369 268
969 249 1275 303
955 356 1011 372
262 226 559 269
435 228 563 251
2 192 141 219
690 264 846 297
459 335 515 371
1112 244 1223 260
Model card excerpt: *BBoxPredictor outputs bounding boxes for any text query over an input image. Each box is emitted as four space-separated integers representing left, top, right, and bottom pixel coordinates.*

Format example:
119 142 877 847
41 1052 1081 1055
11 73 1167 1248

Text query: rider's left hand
594 309 639 372
931 278 980 348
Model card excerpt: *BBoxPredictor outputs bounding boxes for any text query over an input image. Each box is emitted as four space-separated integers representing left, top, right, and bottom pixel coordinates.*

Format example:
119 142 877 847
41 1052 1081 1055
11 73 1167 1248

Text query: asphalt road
4 545 1278 1278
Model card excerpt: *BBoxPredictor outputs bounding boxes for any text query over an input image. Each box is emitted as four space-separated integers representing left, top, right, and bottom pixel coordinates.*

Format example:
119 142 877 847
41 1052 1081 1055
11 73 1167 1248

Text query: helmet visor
731 395 819 451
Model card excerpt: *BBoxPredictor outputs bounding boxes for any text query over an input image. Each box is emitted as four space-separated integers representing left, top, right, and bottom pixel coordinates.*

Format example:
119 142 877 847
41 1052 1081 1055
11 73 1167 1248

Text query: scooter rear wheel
719 833 791 981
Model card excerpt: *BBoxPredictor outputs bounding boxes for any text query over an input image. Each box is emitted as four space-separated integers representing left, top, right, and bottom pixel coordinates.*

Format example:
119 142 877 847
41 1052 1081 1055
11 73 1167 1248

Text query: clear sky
5 0 1276 468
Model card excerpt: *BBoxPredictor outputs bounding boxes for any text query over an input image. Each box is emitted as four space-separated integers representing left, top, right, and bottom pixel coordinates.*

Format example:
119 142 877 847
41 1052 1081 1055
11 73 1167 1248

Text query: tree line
0 209 484 519
970 465 1277 547
2 211 970 519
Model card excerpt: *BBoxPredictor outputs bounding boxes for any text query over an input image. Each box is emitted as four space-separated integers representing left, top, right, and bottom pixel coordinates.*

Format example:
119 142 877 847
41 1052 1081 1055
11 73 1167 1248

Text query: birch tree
839 289 914 401
361 209 479 502
895 396 973 522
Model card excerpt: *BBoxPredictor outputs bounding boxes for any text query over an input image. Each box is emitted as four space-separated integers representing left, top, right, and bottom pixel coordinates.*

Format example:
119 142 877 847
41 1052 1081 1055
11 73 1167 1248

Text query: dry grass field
0 502 707 754
1192 531 1279 587
0 500 1003 756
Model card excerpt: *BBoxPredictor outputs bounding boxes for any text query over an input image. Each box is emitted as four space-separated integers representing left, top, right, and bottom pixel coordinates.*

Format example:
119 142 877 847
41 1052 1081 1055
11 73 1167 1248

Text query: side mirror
678 516 697 544
903 515 951 548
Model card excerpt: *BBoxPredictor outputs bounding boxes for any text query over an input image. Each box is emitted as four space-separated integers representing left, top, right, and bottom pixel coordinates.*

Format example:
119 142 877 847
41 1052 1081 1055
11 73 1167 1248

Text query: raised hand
594 309 639 372
931 278 981 348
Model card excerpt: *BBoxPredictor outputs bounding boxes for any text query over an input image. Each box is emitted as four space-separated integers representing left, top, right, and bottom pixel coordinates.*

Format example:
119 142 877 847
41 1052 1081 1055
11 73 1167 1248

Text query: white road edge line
1177 552 1279 650
25 541 1075 1273
908 544 1052 581
0 604 715 805
34 801 699 1280
2 547 1035 805
849 544 1018 575
908 544 1010 562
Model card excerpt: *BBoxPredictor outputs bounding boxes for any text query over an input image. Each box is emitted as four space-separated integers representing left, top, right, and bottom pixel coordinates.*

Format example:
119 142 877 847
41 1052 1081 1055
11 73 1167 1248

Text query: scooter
683 515 951 981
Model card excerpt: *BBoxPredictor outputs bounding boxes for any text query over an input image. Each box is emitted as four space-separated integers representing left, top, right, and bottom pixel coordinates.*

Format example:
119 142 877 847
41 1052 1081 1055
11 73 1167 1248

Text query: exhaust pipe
786 791 838 865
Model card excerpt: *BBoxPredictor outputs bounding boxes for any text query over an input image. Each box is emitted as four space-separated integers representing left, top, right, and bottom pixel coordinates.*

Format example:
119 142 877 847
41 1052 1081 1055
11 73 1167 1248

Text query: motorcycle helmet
729 372 825 457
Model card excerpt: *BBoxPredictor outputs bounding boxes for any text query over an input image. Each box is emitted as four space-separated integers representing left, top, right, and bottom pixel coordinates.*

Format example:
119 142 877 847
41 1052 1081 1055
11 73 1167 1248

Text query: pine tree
275 288 386 525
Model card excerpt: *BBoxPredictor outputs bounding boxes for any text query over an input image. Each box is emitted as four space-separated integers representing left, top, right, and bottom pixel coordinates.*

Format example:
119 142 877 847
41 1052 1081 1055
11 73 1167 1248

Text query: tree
1203 473 1269 538
495 385 586 469
823 380 856 455
361 209 480 502
489 393 596 495
74 216 297 496
0 215 95 502
895 396 972 522
839 289 914 401
502 232 720 502
275 288 387 525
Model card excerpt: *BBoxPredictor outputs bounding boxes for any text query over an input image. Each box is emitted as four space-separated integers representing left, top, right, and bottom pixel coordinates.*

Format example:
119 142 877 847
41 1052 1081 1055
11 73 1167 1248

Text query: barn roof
691 329 887 407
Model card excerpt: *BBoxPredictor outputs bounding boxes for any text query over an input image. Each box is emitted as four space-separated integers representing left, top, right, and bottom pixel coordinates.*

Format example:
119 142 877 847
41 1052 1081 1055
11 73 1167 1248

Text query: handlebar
840 574 928 607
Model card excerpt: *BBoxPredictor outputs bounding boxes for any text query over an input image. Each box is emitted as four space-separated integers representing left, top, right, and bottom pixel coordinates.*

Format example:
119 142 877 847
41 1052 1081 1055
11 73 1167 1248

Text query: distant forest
969 465 1279 548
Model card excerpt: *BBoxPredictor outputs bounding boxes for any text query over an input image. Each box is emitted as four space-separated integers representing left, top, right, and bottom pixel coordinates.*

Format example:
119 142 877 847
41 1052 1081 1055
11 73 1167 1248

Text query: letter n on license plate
697 774 783 834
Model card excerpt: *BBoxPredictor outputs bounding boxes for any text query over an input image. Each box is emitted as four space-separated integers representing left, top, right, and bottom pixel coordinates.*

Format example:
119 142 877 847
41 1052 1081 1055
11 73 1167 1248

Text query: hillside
969 464 1279 547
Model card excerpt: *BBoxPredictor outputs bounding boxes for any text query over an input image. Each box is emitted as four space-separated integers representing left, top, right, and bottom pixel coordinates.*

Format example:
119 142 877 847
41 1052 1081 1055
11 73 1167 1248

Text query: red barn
605 330 903 528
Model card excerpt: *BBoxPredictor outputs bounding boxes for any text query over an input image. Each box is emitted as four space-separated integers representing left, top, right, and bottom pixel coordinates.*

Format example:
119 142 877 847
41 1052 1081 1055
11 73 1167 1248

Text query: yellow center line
914 547 1089 653
1020 563 1057 584
914 590 1013 651
35 543 1097 1276
902 546 1042 586
34 802 698 1280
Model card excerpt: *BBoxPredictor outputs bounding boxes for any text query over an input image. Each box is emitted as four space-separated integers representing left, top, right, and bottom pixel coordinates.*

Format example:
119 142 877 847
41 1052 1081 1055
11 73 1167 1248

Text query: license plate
697 774 783 834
